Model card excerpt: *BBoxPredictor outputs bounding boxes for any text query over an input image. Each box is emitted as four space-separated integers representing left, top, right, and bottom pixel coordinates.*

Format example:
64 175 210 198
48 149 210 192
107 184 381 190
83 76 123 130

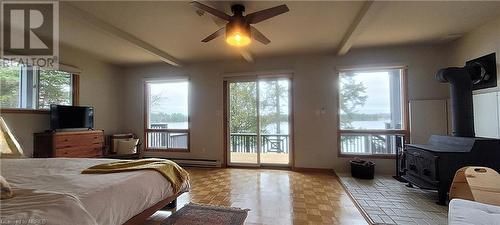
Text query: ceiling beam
61 3 182 67
337 1 385 56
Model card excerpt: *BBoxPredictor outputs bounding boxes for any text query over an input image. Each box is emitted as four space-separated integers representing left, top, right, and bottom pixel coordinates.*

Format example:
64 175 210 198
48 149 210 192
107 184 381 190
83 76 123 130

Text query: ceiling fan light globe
226 32 251 47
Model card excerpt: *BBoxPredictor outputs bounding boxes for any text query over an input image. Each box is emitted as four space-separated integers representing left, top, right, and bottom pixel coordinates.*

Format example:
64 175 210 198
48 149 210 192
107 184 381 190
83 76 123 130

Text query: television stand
34 130 104 158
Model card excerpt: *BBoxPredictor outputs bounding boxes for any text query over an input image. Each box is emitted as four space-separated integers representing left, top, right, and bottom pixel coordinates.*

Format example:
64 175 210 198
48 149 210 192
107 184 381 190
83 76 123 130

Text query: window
0 60 75 111
338 67 408 156
145 80 189 151
38 70 73 109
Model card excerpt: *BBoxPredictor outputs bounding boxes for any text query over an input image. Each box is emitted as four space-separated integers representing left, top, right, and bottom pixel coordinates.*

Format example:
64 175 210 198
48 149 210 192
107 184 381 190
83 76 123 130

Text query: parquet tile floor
146 168 368 225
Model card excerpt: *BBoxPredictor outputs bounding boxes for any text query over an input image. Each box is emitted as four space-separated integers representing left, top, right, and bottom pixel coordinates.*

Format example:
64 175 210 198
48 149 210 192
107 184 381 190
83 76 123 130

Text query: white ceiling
355 1 500 48
57 1 500 66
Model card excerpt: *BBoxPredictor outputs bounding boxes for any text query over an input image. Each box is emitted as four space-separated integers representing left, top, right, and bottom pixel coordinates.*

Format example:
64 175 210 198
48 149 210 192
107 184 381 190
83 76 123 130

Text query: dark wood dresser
34 130 104 158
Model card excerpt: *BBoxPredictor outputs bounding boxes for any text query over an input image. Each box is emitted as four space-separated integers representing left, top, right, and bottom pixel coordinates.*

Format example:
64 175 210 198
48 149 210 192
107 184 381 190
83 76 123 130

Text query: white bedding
0 158 189 225
449 199 500 225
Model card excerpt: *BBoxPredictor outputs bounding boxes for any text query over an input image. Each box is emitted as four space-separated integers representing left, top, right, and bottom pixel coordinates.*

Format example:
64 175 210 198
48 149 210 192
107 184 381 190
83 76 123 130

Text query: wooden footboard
122 192 183 225
449 167 500 206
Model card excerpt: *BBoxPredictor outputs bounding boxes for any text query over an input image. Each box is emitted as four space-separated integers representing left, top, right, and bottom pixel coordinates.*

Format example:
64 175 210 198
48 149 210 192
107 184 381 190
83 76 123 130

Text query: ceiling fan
191 1 290 47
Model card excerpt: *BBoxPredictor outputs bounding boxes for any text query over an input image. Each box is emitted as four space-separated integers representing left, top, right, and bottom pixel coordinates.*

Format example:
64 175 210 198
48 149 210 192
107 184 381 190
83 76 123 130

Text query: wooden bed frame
122 192 183 225
449 167 500 206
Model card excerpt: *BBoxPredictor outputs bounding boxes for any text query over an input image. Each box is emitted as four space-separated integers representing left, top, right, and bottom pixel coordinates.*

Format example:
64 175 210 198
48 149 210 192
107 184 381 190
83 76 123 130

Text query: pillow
116 139 139 155
0 175 14 199
112 138 121 153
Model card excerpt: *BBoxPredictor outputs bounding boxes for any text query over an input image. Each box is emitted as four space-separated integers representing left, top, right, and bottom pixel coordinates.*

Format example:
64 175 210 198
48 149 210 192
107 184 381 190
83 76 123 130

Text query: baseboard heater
168 158 220 168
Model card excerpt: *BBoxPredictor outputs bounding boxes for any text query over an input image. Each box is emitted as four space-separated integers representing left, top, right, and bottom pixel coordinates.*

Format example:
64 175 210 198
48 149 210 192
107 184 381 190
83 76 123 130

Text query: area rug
160 203 249 225
337 174 448 225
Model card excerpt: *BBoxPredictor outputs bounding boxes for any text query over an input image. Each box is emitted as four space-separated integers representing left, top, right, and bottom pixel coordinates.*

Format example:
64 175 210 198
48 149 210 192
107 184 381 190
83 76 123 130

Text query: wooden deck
230 152 289 164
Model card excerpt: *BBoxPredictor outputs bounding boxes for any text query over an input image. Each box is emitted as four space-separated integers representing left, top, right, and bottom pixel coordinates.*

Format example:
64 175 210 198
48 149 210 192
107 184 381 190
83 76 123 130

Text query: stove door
406 148 439 183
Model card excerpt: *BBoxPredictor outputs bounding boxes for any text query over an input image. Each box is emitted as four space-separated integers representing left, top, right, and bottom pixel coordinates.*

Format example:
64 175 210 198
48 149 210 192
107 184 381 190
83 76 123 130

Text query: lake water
351 120 391 129
154 120 390 133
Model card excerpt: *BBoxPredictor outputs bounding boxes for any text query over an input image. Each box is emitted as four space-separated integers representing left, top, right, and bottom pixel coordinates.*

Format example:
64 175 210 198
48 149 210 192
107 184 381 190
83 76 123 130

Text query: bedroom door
226 78 291 167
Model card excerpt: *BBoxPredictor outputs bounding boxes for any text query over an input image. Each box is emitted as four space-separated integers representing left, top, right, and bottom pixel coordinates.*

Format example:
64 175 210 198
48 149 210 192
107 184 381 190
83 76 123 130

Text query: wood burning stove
401 53 499 205
403 135 500 204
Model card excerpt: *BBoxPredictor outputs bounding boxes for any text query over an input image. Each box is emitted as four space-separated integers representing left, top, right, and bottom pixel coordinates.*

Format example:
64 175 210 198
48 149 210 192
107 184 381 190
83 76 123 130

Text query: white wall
0 42 454 174
409 100 449 144
63 46 124 136
0 45 124 156
121 44 449 174
2 13 498 174
446 16 500 91
446 16 500 138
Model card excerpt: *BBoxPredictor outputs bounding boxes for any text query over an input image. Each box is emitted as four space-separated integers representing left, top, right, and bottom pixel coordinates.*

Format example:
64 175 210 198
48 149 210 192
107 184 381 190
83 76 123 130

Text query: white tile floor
337 174 448 225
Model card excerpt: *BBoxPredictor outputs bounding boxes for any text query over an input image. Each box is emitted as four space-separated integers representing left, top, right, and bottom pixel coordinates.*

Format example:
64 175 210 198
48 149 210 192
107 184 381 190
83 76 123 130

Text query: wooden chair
449 166 500 206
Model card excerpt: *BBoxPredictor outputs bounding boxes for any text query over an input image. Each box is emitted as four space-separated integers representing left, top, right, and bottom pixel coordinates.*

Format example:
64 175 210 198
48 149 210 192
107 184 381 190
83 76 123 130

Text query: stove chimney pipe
436 64 484 137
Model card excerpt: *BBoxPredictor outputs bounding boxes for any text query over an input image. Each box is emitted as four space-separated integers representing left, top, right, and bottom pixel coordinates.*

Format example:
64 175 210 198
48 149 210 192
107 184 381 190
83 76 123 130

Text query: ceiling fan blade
251 26 270 45
205 1 229 26
246 4 289 24
239 49 254 63
191 1 232 21
195 10 227 27
211 17 227 27
201 27 226 42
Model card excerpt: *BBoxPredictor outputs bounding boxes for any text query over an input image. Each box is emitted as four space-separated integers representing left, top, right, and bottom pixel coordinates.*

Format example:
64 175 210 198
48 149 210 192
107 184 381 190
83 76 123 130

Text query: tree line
1 63 72 109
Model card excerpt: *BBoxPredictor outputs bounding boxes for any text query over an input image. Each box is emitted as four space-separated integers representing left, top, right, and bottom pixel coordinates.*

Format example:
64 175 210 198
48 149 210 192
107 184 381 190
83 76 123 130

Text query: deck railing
340 134 395 154
230 133 289 154
149 124 395 154
148 123 188 149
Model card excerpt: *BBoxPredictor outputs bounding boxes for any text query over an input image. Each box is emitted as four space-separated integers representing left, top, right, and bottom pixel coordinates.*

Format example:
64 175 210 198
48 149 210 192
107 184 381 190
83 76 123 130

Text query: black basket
350 159 375 179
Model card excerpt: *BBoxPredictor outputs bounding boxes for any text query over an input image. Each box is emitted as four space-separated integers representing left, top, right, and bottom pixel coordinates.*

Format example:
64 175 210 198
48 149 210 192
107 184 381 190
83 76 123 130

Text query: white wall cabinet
473 92 500 138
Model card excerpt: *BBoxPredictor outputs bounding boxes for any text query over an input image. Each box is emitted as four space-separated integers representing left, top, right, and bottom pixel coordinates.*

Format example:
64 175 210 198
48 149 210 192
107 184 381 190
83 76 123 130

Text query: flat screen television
50 105 94 130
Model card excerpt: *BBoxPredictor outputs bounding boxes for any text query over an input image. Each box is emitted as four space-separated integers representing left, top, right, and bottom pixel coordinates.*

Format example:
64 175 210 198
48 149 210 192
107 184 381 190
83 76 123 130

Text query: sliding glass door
227 77 291 167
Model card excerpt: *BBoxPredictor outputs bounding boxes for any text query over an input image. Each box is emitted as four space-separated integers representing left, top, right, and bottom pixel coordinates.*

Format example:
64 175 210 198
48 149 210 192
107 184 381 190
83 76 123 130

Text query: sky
150 80 292 116
148 74 394 117
149 81 188 114
351 71 392 114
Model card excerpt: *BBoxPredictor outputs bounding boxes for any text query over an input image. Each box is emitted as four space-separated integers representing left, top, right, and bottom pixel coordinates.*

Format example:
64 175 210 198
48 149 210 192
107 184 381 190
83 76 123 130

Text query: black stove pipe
436 64 483 137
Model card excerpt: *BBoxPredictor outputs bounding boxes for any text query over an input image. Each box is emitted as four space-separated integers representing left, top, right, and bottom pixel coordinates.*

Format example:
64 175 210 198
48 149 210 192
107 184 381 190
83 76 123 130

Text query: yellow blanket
82 158 189 193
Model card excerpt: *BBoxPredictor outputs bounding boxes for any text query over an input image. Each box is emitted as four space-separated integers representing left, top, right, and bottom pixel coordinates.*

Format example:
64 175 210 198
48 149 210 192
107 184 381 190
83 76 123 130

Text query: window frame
143 79 190 152
336 66 409 158
0 65 79 114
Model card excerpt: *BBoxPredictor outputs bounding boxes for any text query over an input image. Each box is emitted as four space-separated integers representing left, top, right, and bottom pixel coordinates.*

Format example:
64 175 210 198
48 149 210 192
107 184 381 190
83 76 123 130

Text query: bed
0 158 190 225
